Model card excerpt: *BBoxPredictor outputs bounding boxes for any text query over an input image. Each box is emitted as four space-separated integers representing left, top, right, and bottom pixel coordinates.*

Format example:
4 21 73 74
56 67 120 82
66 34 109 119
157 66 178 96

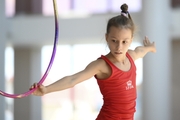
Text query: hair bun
120 3 128 13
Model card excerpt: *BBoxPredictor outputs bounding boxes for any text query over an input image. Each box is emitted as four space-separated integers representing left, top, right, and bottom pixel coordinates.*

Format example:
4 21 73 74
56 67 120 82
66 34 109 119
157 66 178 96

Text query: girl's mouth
115 51 123 54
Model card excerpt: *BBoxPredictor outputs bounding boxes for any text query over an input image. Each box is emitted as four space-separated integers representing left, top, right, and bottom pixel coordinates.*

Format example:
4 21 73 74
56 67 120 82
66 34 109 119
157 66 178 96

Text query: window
43 0 71 16
5 0 142 17
111 0 142 13
5 0 15 17
73 0 108 14
43 0 142 16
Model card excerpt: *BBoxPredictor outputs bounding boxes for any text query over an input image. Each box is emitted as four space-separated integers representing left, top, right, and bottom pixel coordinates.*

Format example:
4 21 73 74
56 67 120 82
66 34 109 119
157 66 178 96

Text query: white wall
6 8 180 47
6 13 143 46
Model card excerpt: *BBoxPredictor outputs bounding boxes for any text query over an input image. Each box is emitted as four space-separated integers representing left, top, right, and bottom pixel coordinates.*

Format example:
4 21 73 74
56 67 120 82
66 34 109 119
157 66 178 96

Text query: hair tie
121 12 128 18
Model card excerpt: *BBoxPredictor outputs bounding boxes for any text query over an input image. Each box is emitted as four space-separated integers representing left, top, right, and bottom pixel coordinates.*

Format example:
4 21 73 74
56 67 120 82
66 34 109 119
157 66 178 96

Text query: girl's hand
143 36 156 53
30 83 47 96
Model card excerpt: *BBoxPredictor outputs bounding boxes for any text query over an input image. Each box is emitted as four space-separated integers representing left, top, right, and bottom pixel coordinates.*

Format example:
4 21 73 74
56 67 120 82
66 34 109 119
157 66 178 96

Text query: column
0 0 6 120
15 0 42 15
14 47 42 120
171 40 180 120
142 0 171 120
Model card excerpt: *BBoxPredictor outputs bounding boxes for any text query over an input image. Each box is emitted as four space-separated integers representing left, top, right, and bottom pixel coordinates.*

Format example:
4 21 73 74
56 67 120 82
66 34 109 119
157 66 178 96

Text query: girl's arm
128 36 156 60
30 60 102 96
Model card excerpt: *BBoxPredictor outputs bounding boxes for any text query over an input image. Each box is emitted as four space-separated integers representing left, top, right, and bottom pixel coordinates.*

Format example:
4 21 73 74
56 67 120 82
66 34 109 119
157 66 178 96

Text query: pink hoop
0 0 59 98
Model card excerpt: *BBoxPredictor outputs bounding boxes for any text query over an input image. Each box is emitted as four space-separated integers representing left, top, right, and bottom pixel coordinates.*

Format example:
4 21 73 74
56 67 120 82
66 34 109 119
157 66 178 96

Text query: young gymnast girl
30 3 156 120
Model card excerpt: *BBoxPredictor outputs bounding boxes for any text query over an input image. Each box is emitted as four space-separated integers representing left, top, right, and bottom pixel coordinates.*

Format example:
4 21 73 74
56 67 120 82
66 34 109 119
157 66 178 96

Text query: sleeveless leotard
95 53 137 120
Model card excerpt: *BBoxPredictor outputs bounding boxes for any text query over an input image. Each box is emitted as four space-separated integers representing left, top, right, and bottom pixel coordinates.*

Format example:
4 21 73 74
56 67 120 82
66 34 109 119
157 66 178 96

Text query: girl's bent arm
129 36 156 60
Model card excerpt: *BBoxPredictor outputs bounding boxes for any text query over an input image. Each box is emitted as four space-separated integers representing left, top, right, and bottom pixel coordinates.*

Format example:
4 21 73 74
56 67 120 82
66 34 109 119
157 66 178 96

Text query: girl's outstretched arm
30 59 102 96
128 36 156 60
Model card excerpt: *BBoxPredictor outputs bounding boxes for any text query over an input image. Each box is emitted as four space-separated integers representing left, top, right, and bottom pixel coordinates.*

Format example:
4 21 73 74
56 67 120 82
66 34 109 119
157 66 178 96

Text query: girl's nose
117 43 122 49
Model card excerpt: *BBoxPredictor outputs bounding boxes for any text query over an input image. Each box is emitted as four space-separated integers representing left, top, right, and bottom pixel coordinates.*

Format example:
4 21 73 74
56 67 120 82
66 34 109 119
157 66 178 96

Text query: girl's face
106 26 133 57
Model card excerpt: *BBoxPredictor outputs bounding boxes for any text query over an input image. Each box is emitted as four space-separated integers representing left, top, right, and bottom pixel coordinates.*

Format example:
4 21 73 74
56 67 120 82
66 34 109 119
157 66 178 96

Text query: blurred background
0 0 180 120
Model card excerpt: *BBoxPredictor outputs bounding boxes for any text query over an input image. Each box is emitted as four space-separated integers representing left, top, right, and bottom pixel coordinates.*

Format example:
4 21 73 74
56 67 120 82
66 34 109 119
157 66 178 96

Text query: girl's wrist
44 86 50 94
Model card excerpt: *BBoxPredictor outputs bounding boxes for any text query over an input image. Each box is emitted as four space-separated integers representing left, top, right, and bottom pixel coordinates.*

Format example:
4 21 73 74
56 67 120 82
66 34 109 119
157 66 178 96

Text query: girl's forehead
109 26 131 32
108 27 132 37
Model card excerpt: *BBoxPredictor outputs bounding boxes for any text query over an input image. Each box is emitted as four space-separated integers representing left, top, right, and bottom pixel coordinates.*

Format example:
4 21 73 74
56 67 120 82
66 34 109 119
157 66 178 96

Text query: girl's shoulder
86 57 107 70
93 57 108 67
93 56 112 79
127 49 136 61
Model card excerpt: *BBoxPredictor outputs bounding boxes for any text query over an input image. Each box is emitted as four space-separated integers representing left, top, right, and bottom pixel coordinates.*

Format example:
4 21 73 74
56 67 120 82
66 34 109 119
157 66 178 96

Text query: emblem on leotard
126 80 134 90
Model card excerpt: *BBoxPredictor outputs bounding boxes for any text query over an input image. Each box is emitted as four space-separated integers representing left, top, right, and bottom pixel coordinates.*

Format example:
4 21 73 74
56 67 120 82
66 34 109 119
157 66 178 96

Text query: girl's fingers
144 36 153 46
34 83 39 88
145 37 149 42
143 38 148 45
30 83 45 96
30 83 39 90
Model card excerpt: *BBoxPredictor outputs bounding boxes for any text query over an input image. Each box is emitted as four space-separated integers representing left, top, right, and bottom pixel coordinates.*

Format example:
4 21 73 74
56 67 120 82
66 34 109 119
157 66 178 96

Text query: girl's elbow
67 76 77 88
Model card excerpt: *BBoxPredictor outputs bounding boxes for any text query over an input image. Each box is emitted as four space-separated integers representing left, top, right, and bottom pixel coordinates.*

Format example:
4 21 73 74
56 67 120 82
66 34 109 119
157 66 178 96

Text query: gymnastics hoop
0 0 59 98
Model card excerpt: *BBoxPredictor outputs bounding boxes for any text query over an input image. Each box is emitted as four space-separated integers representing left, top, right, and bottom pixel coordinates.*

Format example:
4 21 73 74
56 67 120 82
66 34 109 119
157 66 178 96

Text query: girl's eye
123 41 127 44
112 40 117 42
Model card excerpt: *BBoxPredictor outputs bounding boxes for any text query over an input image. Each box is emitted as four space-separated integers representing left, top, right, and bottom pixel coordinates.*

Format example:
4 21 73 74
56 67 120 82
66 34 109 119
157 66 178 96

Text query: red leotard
95 53 137 120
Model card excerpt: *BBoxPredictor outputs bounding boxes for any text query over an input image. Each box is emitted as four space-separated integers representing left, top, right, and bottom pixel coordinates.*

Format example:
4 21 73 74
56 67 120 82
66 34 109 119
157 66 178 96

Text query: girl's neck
107 52 127 63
